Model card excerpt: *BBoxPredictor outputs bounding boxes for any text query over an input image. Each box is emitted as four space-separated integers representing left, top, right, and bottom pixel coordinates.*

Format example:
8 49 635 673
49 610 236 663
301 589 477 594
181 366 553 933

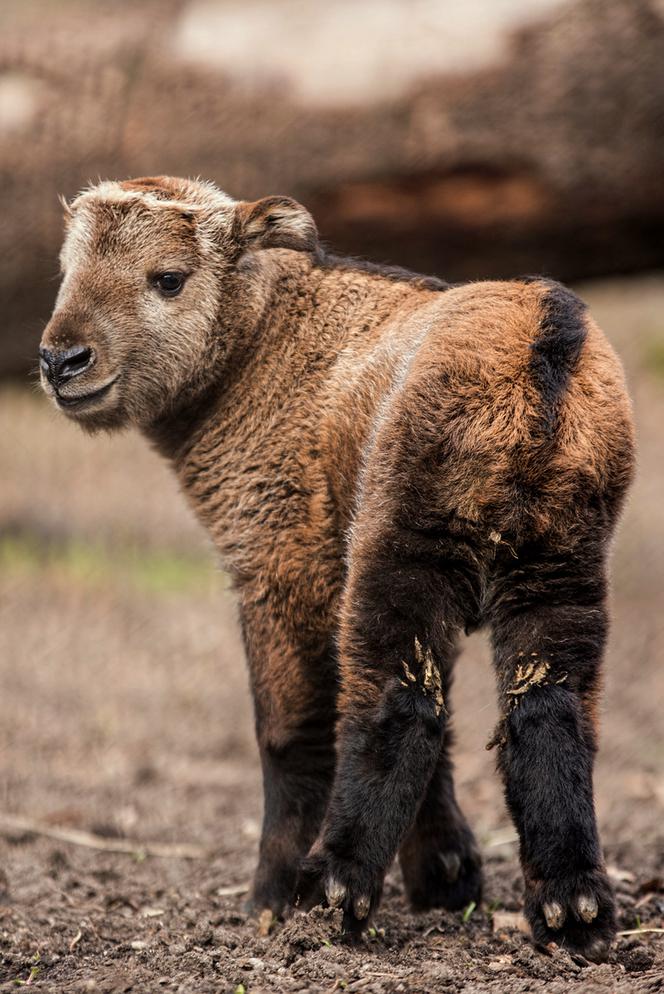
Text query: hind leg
487 538 616 960
295 519 479 933
399 661 482 911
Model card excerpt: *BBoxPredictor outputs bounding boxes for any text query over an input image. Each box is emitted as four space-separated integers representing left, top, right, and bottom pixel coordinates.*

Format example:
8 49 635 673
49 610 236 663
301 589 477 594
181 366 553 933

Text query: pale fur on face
40 176 318 432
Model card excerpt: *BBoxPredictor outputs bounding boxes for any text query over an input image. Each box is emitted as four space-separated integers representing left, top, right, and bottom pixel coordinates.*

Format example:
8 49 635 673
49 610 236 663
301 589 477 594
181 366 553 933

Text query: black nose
39 345 93 383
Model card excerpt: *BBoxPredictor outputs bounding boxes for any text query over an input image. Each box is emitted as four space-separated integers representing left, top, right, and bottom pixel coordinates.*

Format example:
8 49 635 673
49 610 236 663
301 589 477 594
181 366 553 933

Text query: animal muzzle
39 345 94 385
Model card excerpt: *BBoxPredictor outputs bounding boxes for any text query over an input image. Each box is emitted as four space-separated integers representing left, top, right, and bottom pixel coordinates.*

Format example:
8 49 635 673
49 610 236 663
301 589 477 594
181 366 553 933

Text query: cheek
141 292 164 327
134 272 221 379
137 296 204 371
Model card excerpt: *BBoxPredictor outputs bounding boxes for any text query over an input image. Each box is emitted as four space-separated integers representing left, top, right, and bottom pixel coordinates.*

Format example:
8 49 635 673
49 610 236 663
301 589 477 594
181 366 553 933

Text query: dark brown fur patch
316 251 450 291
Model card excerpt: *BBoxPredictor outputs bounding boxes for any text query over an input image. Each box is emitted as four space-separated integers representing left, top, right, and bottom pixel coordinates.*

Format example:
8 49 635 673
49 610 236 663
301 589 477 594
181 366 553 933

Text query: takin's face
39 176 317 431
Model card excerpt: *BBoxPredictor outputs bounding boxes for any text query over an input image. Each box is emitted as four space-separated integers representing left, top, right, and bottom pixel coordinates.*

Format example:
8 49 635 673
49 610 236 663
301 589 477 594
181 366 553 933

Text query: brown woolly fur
41 176 635 960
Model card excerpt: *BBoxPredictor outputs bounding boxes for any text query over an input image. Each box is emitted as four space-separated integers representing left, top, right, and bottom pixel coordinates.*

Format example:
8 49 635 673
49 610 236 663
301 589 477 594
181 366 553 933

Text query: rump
363 278 635 549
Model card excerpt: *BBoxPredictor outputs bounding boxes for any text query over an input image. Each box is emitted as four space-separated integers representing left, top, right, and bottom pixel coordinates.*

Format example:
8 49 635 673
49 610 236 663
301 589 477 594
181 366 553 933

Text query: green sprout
462 901 477 923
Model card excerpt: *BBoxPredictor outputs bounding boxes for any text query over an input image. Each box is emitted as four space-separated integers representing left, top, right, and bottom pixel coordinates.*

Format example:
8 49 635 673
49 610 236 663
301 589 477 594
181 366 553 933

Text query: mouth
55 375 119 410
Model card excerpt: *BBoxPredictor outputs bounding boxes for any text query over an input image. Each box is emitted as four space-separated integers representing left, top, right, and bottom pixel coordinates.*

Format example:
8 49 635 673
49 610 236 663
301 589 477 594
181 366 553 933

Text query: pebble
487 956 512 972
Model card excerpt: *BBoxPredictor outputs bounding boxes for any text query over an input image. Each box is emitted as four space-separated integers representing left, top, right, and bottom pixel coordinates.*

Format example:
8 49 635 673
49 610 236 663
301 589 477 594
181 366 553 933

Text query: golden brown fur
40 176 634 957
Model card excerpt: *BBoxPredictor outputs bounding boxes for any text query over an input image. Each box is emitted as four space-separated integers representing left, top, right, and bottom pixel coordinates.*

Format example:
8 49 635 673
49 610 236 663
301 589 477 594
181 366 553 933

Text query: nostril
39 347 54 376
59 346 93 380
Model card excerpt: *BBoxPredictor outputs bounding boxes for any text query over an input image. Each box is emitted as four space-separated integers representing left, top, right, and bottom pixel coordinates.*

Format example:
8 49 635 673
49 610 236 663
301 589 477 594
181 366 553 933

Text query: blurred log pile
2 0 664 375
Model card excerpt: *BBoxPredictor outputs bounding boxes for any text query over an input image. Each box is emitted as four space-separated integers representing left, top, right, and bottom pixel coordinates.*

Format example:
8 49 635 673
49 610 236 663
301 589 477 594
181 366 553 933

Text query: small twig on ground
0 813 207 859
617 928 664 936
346 980 375 992
217 883 250 896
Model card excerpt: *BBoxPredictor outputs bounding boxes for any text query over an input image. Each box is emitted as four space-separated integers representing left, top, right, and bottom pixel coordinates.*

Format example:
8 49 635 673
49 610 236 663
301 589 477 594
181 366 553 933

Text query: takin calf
39 176 634 960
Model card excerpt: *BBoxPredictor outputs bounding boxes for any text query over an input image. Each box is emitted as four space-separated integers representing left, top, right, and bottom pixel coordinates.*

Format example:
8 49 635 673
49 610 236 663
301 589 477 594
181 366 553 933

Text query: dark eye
153 271 185 297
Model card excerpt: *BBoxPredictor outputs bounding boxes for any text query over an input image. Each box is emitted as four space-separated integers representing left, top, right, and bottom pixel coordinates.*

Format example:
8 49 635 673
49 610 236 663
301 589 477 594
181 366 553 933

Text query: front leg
241 598 337 916
296 529 472 934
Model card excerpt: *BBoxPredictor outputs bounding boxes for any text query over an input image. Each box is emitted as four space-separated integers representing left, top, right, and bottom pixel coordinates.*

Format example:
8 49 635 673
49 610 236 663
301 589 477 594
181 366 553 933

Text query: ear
234 196 318 254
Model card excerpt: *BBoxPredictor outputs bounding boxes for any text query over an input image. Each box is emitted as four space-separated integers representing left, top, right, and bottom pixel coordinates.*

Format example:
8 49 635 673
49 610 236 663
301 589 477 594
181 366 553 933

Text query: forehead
62 198 201 271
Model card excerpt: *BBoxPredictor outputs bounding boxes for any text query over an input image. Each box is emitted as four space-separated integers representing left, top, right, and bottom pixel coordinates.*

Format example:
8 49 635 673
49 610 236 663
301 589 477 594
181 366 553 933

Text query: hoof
526 869 616 960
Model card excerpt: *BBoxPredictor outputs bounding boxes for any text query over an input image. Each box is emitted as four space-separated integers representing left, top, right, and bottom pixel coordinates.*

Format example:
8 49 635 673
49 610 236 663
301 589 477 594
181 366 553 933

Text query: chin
45 376 129 432
65 404 130 434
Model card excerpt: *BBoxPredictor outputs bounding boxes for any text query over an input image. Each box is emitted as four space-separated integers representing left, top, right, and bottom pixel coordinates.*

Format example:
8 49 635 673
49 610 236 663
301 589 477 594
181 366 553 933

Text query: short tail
524 278 588 434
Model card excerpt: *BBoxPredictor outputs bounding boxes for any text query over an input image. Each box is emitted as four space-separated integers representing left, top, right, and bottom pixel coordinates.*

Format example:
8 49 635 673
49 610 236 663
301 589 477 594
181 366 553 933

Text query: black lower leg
296 548 470 934
297 668 445 933
250 718 335 914
489 552 616 959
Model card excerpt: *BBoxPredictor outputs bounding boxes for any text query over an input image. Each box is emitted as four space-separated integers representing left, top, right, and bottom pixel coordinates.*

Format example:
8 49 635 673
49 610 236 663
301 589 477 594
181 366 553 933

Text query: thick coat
40 176 635 959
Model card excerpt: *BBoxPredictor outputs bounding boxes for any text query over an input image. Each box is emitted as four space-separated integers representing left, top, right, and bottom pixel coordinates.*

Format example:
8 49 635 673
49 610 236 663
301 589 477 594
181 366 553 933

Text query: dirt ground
1 274 663 993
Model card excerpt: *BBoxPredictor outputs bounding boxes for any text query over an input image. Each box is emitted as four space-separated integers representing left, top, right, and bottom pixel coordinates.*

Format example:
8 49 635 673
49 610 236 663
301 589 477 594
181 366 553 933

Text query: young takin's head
39 176 319 431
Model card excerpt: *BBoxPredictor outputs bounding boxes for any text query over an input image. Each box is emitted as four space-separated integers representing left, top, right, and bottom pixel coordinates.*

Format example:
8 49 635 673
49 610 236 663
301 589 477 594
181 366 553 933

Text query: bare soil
1 275 663 992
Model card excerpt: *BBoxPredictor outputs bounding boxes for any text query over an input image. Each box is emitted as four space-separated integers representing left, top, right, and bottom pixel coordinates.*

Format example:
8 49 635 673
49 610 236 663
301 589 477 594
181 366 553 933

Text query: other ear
234 196 318 254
